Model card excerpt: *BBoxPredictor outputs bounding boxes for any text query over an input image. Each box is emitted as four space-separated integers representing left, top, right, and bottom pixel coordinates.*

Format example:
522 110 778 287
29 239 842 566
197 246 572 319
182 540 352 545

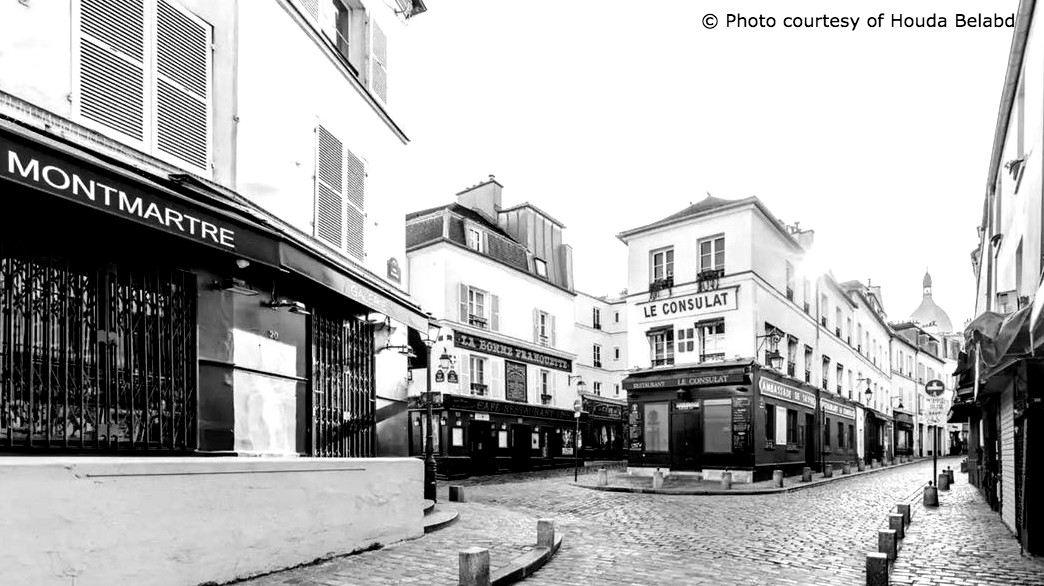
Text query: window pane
643 403 669 452
704 399 732 453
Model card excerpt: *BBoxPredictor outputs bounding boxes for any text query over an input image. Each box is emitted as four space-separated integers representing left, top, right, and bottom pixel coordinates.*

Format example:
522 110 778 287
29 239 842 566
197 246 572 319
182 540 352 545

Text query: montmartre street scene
1 1 1043 585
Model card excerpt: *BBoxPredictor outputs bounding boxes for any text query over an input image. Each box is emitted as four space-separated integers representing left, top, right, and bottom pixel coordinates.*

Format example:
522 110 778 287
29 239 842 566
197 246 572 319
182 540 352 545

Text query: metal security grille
0 246 196 451
311 311 375 457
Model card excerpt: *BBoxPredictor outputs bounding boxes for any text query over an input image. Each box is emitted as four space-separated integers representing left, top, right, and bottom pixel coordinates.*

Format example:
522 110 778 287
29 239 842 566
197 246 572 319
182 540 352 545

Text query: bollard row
459 519 557 586
866 501 914 585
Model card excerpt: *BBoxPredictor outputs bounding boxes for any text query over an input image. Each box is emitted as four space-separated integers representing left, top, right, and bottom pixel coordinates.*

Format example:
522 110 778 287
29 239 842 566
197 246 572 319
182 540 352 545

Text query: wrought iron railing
311 311 375 458
700 353 725 362
0 247 196 451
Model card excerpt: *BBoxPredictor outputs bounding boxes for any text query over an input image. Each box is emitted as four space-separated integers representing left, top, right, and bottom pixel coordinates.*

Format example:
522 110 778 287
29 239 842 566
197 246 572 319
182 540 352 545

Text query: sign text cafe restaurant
624 360 860 482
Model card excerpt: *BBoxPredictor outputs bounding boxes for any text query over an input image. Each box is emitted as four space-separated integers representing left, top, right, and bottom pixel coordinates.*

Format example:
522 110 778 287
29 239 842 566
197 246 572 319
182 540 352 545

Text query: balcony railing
803 302 810 314
835 327 841 337
787 363 796 377
701 353 726 363
805 370 811 383
649 276 674 300
652 357 675 367
470 383 488 396
468 315 488 329
540 393 553 405
697 268 724 292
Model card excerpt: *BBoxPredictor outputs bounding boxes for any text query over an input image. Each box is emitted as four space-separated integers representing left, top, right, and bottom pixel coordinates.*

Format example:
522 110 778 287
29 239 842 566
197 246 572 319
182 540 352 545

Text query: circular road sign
925 379 945 396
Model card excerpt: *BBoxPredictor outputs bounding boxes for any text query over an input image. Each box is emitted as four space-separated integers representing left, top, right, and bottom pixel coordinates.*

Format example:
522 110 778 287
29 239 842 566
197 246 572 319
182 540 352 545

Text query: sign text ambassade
454 332 572 372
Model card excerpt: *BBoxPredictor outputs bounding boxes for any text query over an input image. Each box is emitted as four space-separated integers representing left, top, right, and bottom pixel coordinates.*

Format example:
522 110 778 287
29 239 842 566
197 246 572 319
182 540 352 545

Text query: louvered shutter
459 353 470 392
459 284 469 322
550 315 557 347
154 0 211 171
77 0 147 142
369 20 388 103
491 360 503 400
532 309 540 343
345 148 366 260
298 0 320 21
314 125 345 249
490 295 500 332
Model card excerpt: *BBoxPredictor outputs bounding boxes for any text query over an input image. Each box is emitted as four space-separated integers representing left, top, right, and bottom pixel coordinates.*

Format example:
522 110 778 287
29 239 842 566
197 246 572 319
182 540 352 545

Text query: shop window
451 427 464 447
704 399 732 453
648 329 674 366
786 409 798 444
498 429 509 448
837 422 845 448
774 406 787 445
676 328 695 354
698 320 725 362
643 402 669 452
824 417 832 447
765 402 775 442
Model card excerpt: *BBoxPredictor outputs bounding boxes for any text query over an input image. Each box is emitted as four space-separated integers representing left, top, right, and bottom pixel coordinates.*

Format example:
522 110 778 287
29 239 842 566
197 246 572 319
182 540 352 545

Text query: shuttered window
75 0 212 173
369 21 388 103
314 125 366 260
293 0 387 104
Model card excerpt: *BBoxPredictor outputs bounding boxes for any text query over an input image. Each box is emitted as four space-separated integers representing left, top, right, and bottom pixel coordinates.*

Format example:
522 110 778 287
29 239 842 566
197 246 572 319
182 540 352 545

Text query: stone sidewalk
891 470 1044 585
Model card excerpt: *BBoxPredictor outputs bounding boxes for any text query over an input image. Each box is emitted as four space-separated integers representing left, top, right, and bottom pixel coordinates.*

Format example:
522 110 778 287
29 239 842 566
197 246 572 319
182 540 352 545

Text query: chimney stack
456 175 503 224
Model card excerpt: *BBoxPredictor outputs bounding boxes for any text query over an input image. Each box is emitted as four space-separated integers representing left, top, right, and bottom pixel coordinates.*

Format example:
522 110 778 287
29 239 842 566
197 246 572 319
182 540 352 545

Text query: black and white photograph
0 0 1042 584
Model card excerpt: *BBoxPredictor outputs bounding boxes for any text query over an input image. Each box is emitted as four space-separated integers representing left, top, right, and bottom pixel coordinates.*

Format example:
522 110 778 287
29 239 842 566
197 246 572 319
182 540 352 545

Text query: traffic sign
925 379 945 396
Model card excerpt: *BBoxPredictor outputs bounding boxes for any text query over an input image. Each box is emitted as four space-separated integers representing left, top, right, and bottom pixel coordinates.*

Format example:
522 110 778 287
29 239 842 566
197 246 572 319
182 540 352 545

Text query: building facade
404 178 626 477
958 0 1042 557
619 196 897 482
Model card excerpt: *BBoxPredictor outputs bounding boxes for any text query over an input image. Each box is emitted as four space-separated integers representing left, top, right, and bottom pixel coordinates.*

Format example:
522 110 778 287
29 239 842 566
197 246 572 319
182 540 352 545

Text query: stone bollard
721 471 733 490
652 469 664 490
772 469 784 488
801 466 813 482
537 519 555 549
946 467 955 485
938 473 950 491
459 547 491 586
823 465 833 478
878 529 897 561
961 460 968 473
866 552 889 586
857 460 866 472
843 462 851 475
889 513 905 539
597 468 608 487
924 483 939 507
897 503 911 526
449 485 467 503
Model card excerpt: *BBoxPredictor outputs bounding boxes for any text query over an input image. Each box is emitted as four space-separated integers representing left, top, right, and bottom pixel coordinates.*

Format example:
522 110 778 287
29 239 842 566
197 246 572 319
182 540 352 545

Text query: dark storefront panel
0 243 197 452
310 311 376 458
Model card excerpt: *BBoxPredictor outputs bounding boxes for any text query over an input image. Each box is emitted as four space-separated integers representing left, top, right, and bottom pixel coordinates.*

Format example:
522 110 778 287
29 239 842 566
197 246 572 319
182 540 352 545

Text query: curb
489 534 563 586
574 458 930 496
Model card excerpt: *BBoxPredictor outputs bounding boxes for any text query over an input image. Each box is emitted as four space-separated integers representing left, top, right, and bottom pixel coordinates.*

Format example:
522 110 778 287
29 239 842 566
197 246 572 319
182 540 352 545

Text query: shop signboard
637 286 740 323
454 331 571 372
758 378 816 409
505 360 528 403
623 371 746 390
732 396 751 451
821 398 856 420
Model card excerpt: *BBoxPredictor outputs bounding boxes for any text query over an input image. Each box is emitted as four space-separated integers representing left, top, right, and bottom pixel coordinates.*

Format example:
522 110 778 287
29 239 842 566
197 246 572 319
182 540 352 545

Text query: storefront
863 409 891 463
408 392 581 478
893 410 914 457
0 120 429 458
821 396 859 467
624 360 834 483
580 393 626 461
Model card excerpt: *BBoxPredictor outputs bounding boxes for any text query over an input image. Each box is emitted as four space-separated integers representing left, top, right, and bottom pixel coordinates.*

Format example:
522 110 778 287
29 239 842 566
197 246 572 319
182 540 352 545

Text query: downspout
816 277 823 471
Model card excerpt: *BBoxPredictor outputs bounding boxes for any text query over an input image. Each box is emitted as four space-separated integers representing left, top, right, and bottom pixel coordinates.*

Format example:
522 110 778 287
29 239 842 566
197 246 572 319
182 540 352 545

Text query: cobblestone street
239 457 1043 585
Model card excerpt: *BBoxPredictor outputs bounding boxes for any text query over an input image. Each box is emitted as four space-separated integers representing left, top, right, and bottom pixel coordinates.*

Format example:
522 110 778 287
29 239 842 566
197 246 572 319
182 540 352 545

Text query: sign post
573 398 582 482
925 379 946 486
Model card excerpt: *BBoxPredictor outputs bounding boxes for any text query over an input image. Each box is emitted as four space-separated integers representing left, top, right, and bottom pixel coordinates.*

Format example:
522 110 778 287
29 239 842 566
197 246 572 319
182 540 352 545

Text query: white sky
393 0 1020 330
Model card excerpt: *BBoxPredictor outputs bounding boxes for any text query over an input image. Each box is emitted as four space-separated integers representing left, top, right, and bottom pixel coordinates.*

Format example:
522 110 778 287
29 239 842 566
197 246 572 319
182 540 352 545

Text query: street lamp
422 316 441 502
572 379 586 482
756 328 785 370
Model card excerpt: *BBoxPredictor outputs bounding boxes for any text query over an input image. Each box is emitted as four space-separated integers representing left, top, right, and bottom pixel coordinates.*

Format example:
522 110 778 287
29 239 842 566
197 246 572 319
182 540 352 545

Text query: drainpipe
815 277 823 472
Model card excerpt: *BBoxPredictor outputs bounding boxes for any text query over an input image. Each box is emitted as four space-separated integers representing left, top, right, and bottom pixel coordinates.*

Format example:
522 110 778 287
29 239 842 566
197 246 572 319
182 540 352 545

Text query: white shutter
459 353 470 392
154 0 212 171
491 360 503 400
314 125 345 249
490 294 500 331
550 315 557 347
369 19 388 103
775 406 788 445
459 284 469 322
76 0 147 142
345 147 365 260
532 309 540 343
298 0 320 21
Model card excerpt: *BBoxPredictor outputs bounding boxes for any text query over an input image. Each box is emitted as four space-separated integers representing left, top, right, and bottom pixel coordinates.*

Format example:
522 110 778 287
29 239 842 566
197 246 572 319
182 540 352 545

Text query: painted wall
0 457 423 586
573 293 628 399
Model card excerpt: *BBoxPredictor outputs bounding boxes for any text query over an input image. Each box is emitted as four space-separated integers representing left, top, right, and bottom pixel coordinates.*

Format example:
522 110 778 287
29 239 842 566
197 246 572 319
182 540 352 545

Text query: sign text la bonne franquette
7 151 236 249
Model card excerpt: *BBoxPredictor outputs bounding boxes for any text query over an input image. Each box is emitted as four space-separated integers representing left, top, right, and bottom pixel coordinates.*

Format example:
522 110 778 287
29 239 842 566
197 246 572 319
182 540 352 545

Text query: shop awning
947 399 978 423
962 306 1044 397
622 359 752 390
893 411 914 427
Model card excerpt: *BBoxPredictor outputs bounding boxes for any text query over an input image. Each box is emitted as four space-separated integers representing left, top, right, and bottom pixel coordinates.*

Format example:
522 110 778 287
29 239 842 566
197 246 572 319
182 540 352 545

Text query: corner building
620 196 897 482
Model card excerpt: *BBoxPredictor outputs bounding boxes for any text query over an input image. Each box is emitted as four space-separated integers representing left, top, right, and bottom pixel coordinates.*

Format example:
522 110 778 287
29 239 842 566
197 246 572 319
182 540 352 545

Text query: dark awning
893 411 914 427
947 400 978 423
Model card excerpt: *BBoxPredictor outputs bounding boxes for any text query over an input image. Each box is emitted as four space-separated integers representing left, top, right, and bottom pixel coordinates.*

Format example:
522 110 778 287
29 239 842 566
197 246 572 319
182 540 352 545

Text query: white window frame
593 344 602 367
537 310 551 346
534 258 548 278
698 235 725 272
592 307 602 329
466 227 485 252
651 247 674 282
698 320 726 361
676 328 695 354
649 329 674 366
469 287 488 327
540 370 552 404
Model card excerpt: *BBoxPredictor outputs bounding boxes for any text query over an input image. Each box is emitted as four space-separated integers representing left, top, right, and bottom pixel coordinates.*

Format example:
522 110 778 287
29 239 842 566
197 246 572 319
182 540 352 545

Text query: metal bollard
897 503 911 526
889 513 905 539
938 473 950 491
720 471 733 490
878 529 897 561
946 467 955 485
924 483 939 507
597 468 608 487
652 468 664 490
537 519 555 549
801 467 813 482
772 469 783 488
866 552 889 586
449 485 467 503
459 547 491 586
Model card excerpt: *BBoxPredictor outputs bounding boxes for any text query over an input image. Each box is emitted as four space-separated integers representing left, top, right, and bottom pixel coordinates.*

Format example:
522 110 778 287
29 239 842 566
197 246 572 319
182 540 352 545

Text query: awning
947 400 978 423
279 242 429 332
962 306 1044 397
893 411 914 427
622 359 752 390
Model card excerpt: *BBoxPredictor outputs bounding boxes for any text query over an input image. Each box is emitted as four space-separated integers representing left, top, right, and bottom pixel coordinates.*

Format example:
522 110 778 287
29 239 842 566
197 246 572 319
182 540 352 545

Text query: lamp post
422 317 440 502
572 378 586 482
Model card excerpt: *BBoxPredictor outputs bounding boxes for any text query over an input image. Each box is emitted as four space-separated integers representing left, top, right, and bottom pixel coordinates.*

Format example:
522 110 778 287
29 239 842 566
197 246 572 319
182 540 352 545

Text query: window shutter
77 0 147 142
297 0 319 21
459 354 470 391
459 284 468 322
490 294 500 331
314 125 344 248
532 309 539 343
154 0 212 171
550 315 557 347
345 147 365 260
491 360 503 400
369 20 388 103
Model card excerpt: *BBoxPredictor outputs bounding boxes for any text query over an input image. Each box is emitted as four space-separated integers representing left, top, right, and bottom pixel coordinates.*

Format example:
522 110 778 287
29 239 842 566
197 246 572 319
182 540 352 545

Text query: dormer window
534 258 548 278
466 228 484 252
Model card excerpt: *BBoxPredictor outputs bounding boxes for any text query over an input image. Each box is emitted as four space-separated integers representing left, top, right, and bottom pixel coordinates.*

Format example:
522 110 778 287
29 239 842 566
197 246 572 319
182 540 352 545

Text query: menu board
505 360 528 403
628 403 643 451
732 397 751 452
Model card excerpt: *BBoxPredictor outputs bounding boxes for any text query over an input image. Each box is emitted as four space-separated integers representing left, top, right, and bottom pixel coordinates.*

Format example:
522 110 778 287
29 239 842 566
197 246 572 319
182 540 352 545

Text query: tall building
0 0 431 582
404 177 626 477
618 195 895 482
959 0 1043 556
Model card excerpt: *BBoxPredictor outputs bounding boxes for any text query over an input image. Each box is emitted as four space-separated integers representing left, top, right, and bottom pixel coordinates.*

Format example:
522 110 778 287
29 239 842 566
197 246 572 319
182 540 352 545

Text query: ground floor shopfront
407 391 626 478
624 360 863 483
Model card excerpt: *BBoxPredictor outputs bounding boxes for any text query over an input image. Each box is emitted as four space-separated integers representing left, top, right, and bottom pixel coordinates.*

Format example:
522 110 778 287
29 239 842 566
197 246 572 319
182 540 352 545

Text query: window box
649 276 674 300
700 353 725 363
697 268 724 292
787 363 795 377
804 370 811 383
471 383 488 396
540 393 553 405
835 327 841 337
469 315 488 329
803 302 810 314
786 288 794 301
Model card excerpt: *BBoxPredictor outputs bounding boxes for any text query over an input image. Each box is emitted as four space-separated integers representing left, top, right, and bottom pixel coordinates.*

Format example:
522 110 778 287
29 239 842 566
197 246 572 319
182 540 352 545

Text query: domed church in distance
909 270 953 334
